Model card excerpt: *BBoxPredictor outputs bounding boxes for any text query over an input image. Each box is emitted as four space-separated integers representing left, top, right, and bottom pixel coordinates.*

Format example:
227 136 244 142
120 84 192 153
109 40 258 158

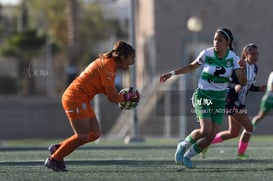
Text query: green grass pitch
1 136 273 181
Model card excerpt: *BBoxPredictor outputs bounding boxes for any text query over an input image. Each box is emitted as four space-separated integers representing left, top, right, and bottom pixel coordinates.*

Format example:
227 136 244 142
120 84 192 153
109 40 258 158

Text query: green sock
193 143 202 153
179 135 196 148
186 135 196 144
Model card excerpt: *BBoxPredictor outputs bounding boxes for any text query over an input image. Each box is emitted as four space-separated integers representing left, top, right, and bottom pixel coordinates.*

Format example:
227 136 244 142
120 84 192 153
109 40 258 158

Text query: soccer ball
118 88 139 110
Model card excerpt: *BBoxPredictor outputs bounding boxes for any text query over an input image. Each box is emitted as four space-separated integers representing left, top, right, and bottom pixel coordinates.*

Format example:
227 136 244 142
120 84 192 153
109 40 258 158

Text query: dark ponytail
99 41 135 62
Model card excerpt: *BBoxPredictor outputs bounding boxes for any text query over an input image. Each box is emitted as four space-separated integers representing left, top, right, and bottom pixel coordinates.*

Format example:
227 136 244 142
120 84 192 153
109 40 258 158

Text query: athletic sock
179 134 196 148
184 143 202 158
238 141 248 155
51 134 86 161
211 133 223 144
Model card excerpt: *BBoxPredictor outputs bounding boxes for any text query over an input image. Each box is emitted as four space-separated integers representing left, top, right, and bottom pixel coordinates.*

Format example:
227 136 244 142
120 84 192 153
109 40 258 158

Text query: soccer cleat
237 154 249 160
201 146 209 159
174 144 186 164
182 157 195 169
44 157 67 172
48 144 66 169
48 144 61 154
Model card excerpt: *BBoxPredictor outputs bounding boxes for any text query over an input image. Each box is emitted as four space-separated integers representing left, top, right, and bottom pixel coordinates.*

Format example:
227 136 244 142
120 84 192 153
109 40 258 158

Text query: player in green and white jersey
160 28 247 168
205 43 265 160
252 71 273 127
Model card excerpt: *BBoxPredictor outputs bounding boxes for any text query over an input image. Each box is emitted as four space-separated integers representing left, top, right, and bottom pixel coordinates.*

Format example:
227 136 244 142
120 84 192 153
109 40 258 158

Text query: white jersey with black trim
238 62 257 105
266 71 273 97
196 47 240 91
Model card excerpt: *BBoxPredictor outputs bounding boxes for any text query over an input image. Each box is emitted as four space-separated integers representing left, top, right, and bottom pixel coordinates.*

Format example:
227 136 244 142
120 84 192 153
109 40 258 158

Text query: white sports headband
218 29 230 41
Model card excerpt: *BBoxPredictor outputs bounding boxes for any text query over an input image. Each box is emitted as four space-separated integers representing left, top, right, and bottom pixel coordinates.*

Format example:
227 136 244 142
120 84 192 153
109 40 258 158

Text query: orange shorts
62 96 95 120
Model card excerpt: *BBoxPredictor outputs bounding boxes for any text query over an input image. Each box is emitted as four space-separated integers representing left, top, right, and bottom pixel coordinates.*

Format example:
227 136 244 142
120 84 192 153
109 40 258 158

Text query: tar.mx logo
27 64 49 78
192 98 213 107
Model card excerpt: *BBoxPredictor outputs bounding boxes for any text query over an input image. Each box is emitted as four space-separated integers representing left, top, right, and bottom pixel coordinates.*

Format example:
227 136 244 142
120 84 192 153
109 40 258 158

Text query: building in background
1 0 273 139
114 0 273 137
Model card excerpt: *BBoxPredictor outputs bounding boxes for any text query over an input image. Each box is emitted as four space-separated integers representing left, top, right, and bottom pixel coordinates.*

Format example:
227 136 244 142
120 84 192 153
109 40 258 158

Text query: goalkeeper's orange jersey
63 57 124 103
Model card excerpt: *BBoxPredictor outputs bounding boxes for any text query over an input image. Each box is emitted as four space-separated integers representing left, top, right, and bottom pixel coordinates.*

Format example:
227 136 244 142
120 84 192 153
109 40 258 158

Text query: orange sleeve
104 86 124 102
100 59 124 102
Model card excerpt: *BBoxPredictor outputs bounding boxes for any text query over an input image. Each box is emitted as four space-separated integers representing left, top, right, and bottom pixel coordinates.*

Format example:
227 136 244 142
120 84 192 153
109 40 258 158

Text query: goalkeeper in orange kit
44 40 139 172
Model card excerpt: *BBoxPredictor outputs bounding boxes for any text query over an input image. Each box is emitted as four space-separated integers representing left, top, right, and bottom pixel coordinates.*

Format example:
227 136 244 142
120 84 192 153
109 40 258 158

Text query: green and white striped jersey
196 47 241 92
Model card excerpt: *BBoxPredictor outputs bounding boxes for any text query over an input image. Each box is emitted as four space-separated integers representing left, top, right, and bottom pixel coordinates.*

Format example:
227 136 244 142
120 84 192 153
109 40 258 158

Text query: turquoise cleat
182 157 195 168
174 144 186 164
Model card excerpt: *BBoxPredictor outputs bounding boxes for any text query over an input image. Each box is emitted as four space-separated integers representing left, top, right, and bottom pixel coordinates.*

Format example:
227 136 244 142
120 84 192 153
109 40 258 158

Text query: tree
14 0 128 92
66 0 78 86
26 0 126 63
0 29 47 95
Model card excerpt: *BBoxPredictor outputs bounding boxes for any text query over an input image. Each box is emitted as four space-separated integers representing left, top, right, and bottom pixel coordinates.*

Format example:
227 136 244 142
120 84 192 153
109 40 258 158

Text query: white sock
184 145 198 158
178 135 194 148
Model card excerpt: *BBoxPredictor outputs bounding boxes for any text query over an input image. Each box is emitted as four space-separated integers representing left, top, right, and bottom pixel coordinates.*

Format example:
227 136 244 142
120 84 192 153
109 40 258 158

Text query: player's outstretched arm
159 60 200 82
